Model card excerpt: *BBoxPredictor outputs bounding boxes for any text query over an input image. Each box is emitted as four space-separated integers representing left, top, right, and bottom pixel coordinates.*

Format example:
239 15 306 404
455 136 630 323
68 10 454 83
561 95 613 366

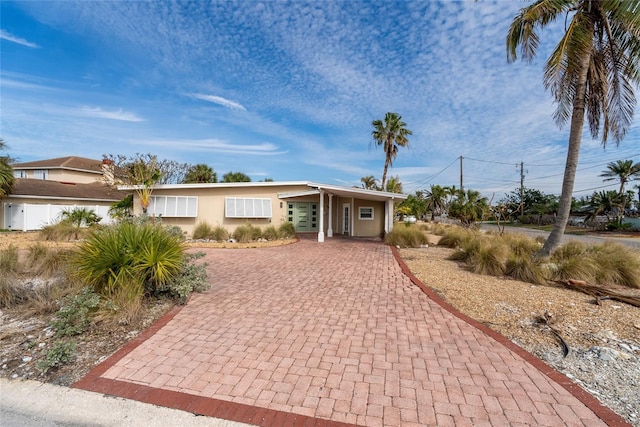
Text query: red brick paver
75 238 628 426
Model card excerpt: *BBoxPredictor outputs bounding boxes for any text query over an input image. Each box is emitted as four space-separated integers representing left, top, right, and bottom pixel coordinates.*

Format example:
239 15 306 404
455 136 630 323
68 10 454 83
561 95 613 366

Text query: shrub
71 221 185 300
437 226 475 248
469 240 508 276
448 237 482 263
588 242 640 288
52 287 101 337
278 222 296 238
210 226 229 241
0 245 19 274
192 221 213 239
26 244 72 277
60 207 102 239
232 224 261 243
36 340 76 373
384 226 429 248
0 273 26 308
40 222 78 241
156 252 210 303
430 223 449 236
262 225 280 241
505 254 547 285
501 233 539 257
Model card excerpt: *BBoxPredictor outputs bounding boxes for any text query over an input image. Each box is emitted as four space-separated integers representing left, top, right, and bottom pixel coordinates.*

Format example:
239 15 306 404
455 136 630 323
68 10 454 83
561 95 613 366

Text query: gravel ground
399 244 640 426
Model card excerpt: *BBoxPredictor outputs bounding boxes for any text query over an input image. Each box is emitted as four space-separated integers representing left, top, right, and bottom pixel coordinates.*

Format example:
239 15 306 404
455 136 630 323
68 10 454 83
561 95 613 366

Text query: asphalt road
480 223 640 249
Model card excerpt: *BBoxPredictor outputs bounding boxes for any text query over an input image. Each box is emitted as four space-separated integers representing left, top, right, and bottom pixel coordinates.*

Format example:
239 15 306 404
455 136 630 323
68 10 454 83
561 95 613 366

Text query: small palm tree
60 207 102 239
587 190 620 223
371 112 412 190
385 175 403 194
507 1 640 256
600 159 640 223
360 175 379 190
424 185 448 220
449 189 489 227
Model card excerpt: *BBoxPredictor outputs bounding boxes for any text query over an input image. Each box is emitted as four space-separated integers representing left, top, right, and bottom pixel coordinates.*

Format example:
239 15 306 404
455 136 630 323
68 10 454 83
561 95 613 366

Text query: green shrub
605 222 632 231
278 222 296 238
71 221 185 300
0 245 19 274
232 224 262 243
385 226 429 248
192 222 213 239
262 225 280 240
52 287 100 337
157 252 210 303
37 340 76 373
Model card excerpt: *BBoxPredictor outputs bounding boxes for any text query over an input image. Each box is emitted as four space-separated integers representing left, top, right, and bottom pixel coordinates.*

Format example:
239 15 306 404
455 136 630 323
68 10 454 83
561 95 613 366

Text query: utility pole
519 161 525 217
459 156 463 192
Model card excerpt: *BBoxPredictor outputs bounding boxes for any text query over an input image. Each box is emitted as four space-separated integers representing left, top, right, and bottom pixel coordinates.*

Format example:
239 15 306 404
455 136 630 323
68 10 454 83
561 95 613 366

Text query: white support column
351 197 355 237
318 190 325 242
327 194 333 237
384 200 390 234
387 199 394 232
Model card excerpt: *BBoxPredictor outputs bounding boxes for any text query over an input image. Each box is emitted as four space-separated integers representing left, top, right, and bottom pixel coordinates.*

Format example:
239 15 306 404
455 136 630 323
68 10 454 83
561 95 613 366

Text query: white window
13 170 27 178
225 197 272 218
149 196 198 217
359 206 374 220
33 169 48 180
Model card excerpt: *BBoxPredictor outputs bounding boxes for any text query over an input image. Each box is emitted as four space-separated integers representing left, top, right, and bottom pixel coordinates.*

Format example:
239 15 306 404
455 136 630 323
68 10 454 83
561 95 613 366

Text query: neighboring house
125 181 407 241
2 157 125 231
12 156 113 184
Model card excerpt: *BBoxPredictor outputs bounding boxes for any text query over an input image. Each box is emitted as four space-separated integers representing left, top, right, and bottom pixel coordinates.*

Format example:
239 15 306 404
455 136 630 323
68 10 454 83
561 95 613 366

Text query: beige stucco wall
133 185 389 238
134 184 311 236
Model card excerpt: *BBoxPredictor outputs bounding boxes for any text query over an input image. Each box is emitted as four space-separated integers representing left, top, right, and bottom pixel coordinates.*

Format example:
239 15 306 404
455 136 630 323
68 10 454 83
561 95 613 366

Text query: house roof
12 156 104 174
119 181 408 201
8 179 128 202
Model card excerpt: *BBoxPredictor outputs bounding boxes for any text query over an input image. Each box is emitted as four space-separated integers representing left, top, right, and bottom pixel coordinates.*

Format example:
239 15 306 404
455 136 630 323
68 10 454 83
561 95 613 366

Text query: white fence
3 203 113 231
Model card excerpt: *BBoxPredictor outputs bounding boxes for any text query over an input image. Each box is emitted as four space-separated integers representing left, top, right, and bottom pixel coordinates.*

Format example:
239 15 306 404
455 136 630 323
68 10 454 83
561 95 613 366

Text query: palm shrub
60 207 102 239
71 221 185 301
278 222 296 238
262 225 280 241
384 225 429 248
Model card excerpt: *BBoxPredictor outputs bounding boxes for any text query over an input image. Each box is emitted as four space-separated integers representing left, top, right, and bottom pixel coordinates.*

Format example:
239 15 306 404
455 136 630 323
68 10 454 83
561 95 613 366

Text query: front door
343 203 350 235
287 202 318 232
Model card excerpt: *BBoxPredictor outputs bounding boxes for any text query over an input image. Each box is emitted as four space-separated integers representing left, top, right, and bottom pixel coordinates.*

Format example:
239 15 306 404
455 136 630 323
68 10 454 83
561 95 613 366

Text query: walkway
74 238 627 426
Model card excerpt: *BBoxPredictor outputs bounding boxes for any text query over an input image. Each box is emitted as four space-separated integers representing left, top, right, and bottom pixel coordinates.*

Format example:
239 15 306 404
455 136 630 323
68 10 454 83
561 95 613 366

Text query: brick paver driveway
75 237 625 426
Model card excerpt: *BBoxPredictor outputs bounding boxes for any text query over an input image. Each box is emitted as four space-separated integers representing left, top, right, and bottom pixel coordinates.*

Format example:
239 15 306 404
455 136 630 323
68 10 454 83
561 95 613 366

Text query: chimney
102 159 115 185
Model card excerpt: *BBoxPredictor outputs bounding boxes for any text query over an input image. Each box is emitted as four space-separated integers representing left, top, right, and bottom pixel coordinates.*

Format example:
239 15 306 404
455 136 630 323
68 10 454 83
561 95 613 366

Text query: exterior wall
13 169 101 184
132 185 390 238
1 196 115 231
135 184 311 237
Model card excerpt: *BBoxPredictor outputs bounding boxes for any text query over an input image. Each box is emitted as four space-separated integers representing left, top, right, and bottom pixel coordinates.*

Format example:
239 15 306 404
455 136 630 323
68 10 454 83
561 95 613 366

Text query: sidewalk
0 377 252 426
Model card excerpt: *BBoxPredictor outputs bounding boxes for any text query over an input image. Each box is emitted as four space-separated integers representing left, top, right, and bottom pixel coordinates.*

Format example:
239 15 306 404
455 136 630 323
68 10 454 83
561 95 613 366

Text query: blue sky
1 0 639 200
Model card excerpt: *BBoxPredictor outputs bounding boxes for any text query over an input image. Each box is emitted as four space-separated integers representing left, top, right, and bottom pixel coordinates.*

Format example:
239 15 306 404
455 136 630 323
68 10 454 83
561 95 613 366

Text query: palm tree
587 190 619 223
599 159 640 222
183 164 217 183
449 189 490 227
371 112 412 190
424 184 448 220
385 175 403 194
507 1 640 257
360 175 379 190
0 139 15 198
222 171 251 182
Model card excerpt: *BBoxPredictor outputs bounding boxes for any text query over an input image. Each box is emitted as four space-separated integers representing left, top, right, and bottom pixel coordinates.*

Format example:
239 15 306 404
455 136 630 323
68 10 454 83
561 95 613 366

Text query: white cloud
77 107 144 122
189 93 247 111
0 29 39 48
138 138 286 155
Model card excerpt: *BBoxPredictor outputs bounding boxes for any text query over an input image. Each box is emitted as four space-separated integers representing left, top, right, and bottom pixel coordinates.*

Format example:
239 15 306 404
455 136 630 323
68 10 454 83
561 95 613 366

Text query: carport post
327 194 333 237
386 199 394 232
318 190 325 242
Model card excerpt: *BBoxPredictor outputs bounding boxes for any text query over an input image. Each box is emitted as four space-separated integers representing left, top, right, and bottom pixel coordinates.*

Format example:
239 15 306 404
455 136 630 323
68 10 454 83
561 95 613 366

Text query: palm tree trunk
381 153 391 190
539 50 592 257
